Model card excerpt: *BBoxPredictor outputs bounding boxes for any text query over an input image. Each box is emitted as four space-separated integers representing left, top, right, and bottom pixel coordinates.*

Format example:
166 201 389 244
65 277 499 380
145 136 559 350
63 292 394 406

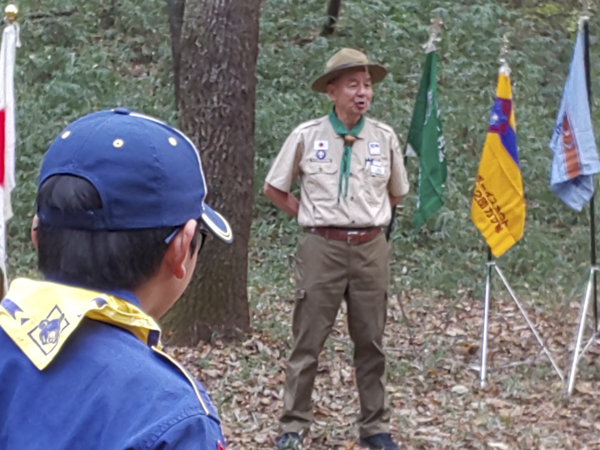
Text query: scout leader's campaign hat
311 48 388 93
38 107 233 244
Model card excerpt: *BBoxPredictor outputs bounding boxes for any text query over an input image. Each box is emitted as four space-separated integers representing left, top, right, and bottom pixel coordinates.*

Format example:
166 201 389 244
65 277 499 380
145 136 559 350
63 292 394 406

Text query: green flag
406 51 447 230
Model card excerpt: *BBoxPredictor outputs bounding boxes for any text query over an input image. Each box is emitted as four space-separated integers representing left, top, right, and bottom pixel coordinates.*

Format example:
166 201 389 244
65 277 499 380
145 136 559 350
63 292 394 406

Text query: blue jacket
0 279 226 449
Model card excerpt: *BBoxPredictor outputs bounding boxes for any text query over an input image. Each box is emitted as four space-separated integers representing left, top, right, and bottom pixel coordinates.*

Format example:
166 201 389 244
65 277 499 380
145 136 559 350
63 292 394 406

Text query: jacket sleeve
149 414 226 450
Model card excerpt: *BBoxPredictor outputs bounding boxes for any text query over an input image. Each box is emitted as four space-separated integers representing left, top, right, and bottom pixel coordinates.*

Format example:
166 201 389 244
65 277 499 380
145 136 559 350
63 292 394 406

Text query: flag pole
0 4 18 297
582 7 598 332
566 1 599 396
479 36 508 389
479 36 509 389
479 246 493 388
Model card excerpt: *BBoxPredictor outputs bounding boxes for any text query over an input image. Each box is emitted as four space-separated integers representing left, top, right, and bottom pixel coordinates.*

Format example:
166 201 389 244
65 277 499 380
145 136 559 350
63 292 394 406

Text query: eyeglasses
194 227 209 254
165 223 209 255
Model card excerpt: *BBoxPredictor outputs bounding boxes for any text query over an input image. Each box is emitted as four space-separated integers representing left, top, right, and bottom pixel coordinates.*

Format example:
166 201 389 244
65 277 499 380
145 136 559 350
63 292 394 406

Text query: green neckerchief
328 109 365 202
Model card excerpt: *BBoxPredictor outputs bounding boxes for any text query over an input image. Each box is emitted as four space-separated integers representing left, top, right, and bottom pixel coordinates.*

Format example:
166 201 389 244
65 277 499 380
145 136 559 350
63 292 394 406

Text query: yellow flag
471 67 525 257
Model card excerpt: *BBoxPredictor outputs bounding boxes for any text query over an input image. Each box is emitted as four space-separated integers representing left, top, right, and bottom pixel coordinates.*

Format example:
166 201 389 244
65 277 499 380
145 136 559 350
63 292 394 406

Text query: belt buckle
347 230 359 244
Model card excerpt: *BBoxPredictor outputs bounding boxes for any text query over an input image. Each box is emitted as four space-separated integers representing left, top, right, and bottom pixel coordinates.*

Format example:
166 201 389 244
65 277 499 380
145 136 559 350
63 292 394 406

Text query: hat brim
201 204 233 244
311 64 388 93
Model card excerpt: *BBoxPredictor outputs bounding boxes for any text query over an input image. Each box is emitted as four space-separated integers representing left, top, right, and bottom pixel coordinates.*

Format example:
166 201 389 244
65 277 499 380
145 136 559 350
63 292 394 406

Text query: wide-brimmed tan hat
311 48 388 93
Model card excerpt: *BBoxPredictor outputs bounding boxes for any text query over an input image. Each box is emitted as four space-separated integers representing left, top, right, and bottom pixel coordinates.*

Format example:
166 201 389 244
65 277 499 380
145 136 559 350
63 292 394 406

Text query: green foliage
255 0 600 306
8 0 175 277
6 0 599 309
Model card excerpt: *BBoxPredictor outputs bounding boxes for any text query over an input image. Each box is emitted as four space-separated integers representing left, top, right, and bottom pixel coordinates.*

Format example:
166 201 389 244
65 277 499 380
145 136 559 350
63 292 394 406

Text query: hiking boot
359 433 400 450
275 432 303 450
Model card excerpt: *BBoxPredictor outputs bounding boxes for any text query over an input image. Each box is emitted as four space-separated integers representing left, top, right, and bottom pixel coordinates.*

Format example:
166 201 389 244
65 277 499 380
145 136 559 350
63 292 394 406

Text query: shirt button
319 167 323 172
351 196 355 200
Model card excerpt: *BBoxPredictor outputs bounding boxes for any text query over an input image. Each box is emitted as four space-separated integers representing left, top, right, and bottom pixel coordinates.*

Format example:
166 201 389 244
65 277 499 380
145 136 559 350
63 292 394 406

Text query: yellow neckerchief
0 278 162 370
0 278 216 418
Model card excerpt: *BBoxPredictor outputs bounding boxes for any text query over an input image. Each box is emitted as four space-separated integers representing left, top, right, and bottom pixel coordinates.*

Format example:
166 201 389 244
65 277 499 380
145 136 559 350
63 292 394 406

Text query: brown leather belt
306 226 382 245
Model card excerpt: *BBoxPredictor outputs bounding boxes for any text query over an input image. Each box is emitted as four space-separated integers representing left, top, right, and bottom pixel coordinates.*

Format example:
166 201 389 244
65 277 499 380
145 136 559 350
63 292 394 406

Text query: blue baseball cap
37 107 233 244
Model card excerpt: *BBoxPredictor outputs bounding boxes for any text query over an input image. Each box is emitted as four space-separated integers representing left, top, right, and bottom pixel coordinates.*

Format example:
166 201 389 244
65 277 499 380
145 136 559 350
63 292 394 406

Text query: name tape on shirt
370 161 385 175
368 142 381 155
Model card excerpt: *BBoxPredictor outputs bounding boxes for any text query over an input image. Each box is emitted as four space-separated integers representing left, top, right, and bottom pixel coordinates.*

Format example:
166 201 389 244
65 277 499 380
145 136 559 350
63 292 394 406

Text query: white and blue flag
549 30 600 212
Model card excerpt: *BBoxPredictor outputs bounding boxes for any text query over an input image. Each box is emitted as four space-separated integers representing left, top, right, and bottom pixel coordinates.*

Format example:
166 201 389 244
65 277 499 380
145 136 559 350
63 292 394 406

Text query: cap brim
201 204 233 244
311 64 388 93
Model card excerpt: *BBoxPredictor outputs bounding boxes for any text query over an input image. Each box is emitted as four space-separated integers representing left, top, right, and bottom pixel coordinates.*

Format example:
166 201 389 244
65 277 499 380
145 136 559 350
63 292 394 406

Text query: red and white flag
0 20 20 288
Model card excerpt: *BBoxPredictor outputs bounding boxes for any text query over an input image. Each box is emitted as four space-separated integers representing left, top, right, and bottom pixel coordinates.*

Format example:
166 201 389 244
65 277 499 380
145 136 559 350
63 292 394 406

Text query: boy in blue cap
0 108 233 449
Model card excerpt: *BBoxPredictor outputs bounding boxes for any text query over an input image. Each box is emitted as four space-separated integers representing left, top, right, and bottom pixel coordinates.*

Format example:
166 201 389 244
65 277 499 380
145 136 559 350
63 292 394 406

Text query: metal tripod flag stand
476 36 563 388
567 264 599 395
566 10 600 396
479 248 564 388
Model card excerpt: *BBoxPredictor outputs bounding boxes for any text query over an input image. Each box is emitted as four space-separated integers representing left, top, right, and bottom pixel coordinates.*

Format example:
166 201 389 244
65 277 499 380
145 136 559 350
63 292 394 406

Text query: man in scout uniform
264 48 409 450
0 108 233 449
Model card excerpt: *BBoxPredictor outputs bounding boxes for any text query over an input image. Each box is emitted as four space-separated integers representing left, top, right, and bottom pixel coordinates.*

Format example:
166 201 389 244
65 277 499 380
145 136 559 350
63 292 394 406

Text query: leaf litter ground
167 286 600 449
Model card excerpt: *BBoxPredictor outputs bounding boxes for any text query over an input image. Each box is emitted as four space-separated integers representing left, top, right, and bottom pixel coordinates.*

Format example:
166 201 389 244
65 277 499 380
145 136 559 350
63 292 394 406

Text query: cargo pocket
291 288 307 338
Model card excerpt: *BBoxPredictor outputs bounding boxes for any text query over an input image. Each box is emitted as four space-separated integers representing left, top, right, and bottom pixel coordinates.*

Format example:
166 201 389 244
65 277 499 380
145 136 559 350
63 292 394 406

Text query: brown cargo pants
280 231 391 439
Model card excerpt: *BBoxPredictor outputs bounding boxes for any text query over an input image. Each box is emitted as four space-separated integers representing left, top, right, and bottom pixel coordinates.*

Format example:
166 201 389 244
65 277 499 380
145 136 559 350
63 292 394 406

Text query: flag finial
579 0 590 29
423 17 443 53
499 33 511 75
4 4 17 24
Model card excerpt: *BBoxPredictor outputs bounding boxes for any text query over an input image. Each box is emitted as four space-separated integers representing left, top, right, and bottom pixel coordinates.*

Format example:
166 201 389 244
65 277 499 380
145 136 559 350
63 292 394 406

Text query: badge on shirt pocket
370 159 385 176
313 140 329 162
368 142 381 155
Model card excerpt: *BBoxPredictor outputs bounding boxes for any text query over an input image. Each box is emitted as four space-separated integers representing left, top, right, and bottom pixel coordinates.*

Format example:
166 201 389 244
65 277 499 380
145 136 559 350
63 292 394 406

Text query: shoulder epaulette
366 118 396 135
295 116 326 132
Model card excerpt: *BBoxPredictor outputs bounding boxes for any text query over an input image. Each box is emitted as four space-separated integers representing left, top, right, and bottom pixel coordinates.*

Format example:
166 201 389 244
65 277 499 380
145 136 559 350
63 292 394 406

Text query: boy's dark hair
37 175 179 291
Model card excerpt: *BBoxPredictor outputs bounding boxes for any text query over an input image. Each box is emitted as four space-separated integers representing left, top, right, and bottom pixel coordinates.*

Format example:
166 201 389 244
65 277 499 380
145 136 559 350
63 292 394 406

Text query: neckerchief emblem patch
27 305 70 355
0 279 163 371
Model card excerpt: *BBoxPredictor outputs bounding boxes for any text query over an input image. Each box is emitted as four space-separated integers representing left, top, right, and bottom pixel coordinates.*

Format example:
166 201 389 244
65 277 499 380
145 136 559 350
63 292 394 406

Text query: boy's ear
164 219 197 279
31 215 39 249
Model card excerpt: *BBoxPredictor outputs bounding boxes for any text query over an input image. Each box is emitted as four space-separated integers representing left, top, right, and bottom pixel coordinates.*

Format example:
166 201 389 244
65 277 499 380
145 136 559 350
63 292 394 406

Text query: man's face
327 69 373 118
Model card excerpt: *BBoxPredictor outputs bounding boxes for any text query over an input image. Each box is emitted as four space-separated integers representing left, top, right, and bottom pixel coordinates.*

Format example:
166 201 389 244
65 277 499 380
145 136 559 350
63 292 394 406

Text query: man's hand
263 183 300 217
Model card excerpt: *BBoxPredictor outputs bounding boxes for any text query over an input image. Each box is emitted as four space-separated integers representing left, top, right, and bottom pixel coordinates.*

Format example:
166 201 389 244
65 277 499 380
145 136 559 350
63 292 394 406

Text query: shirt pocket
302 162 339 201
364 158 389 203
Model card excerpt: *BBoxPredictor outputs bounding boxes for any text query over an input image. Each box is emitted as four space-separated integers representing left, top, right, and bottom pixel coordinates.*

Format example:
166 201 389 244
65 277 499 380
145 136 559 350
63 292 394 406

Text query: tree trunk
321 0 341 36
163 0 259 344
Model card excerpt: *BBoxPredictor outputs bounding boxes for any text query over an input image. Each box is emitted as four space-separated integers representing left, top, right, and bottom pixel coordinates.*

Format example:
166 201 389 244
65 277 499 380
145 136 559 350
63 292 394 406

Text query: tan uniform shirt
266 115 410 228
